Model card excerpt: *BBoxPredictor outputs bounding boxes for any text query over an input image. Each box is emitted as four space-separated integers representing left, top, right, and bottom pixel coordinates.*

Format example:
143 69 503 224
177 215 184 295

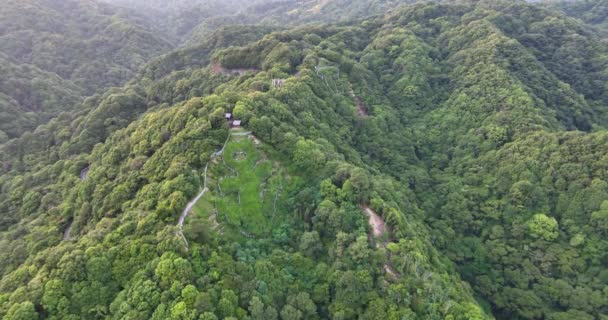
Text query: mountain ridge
0 0 608 319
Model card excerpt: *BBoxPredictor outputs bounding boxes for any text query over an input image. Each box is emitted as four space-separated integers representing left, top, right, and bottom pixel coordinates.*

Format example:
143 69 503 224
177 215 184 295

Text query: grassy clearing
188 134 293 241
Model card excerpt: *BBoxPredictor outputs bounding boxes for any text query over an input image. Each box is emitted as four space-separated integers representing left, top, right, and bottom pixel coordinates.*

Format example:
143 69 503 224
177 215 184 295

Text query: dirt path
356 96 369 117
348 86 369 117
363 205 386 237
231 130 252 136
208 212 221 232
63 221 74 241
80 166 89 180
176 134 231 249
362 205 399 279
177 187 208 228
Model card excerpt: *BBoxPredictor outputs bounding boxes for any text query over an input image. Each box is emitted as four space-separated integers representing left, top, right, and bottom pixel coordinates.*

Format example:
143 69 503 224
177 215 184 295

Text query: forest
0 0 607 319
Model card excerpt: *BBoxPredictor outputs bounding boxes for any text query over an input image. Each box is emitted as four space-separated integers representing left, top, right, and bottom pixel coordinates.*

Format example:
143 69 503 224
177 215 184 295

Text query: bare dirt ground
362 205 400 279
249 135 261 145
384 264 398 278
356 96 369 117
363 205 386 237
63 221 74 241
80 166 89 180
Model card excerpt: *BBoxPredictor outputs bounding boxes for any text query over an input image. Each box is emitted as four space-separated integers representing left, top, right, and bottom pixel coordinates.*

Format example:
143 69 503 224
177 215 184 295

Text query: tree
287 292 317 318
280 304 302 320
249 296 265 320
182 285 199 307
218 290 238 318
171 301 196 320
299 231 322 258
590 200 608 234
5 301 38 320
199 312 218 320
292 139 326 172
527 214 559 241
42 279 69 316
264 306 279 320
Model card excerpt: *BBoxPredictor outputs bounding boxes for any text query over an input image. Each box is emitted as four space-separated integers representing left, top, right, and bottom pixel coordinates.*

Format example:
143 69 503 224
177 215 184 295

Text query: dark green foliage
0 0 173 139
1 1 608 320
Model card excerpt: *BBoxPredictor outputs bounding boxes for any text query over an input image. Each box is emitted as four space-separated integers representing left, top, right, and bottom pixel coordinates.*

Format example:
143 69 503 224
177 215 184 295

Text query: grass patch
188 134 295 241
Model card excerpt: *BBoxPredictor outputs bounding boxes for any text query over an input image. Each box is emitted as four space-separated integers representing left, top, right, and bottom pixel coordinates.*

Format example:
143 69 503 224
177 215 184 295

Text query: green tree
5 301 38 320
590 201 608 234
527 214 559 241
249 296 265 320
280 304 303 320
299 231 322 258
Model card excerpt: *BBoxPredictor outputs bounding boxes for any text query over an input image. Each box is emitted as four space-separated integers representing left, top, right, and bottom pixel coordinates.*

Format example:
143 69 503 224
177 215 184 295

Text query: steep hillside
102 0 421 45
0 0 417 140
0 54 83 141
0 0 173 139
99 0 253 44
0 0 172 91
0 1 607 320
555 0 608 33
186 0 422 45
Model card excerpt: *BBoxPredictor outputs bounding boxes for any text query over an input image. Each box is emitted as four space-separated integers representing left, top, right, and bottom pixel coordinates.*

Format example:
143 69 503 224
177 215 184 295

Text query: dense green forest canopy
101 0 423 45
554 0 608 32
0 0 419 141
1 0 608 319
0 0 173 139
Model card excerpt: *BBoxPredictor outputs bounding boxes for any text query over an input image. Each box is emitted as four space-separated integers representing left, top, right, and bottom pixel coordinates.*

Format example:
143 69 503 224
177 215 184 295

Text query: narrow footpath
176 130 242 249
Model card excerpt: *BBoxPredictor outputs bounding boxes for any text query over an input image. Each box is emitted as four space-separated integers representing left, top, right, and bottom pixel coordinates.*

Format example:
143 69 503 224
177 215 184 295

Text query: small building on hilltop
225 113 232 119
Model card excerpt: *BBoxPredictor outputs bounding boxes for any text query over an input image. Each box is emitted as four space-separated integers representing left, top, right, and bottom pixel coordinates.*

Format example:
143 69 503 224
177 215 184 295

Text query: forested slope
555 0 608 33
0 0 173 139
0 0 422 140
0 54 83 142
102 0 422 45
0 1 607 320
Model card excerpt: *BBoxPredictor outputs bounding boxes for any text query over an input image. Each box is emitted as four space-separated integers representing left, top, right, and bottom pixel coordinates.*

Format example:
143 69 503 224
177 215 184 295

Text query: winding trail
175 132 233 249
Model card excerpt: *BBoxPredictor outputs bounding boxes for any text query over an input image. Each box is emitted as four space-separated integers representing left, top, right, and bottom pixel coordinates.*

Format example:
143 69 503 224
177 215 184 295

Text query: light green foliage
1 1 608 320
0 0 173 139
191 135 294 239
5 301 38 320
527 214 560 241
591 200 608 234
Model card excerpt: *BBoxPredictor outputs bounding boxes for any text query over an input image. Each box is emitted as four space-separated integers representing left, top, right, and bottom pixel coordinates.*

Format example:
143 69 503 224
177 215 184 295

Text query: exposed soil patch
249 135 261 145
212 63 258 76
361 204 400 279
384 264 398 278
208 212 223 234
63 220 74 241
80 166 89 180
362 205 386 237
356 96 369 117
